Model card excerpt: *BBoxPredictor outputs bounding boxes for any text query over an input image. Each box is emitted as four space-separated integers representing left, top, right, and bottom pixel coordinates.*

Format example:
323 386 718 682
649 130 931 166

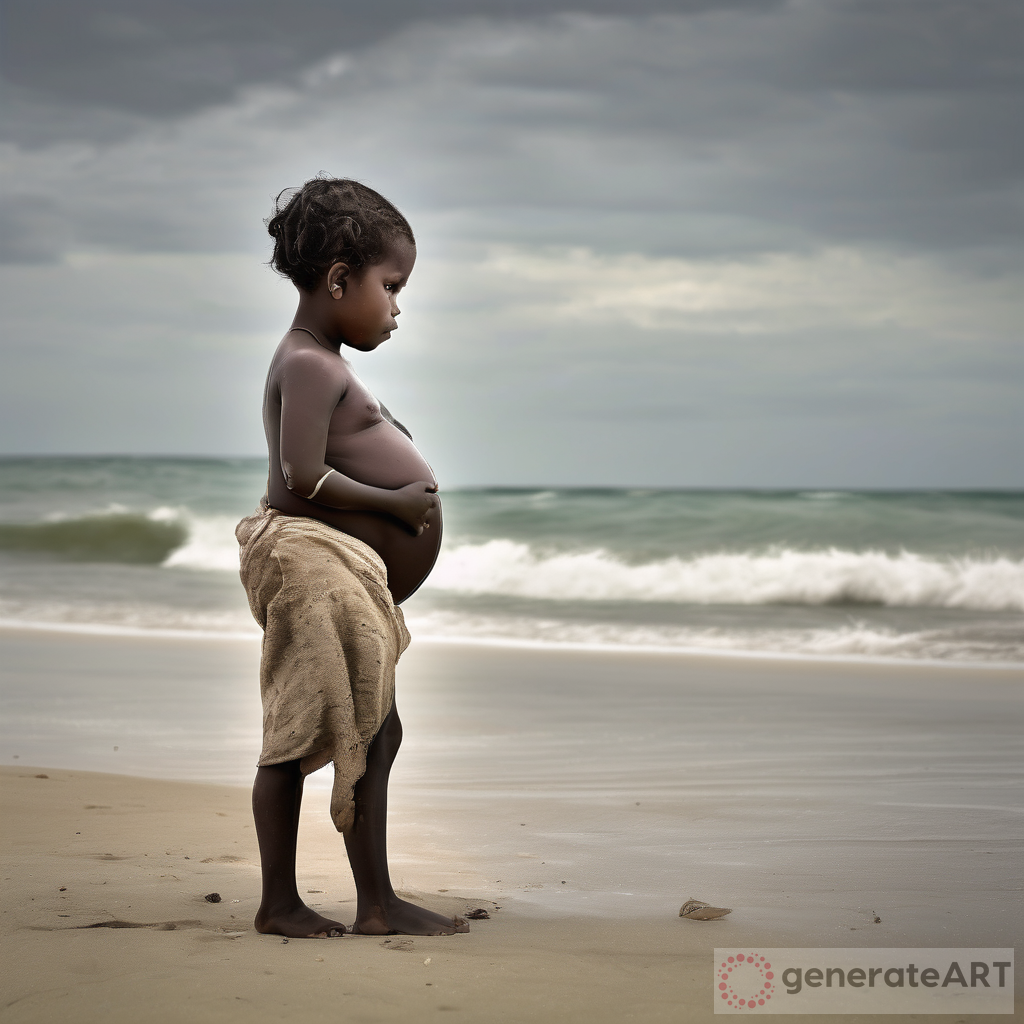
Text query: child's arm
277 349 436 534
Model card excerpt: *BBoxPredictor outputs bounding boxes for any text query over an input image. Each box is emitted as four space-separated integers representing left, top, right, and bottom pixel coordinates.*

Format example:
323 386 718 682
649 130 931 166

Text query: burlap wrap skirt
236 503 410 832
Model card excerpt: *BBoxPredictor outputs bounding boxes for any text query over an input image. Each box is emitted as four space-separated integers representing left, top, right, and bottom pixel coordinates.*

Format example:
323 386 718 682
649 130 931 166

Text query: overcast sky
1 0 1021 486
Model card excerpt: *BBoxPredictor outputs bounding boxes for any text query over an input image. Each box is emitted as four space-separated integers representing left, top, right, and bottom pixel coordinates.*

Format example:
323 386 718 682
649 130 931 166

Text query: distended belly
272 422 442 605
313 501 442 606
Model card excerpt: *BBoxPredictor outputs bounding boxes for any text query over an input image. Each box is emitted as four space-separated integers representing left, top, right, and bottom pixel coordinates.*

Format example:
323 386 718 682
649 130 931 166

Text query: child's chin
348 336 387 351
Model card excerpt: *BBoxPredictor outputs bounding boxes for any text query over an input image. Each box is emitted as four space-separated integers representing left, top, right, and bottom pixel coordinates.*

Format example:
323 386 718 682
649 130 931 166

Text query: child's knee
378 709 403 754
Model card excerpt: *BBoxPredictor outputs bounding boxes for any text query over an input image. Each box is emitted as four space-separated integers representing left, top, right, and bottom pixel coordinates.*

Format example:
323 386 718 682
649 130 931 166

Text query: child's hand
389 481 439 535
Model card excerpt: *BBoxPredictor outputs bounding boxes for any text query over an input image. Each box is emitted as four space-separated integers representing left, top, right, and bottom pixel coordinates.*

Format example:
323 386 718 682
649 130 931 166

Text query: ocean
1 456 1022 667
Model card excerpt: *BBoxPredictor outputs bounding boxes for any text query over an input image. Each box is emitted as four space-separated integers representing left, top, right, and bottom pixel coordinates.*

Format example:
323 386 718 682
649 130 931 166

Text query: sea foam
161 513 244 572
425 540 1024 611
402 610 1024 666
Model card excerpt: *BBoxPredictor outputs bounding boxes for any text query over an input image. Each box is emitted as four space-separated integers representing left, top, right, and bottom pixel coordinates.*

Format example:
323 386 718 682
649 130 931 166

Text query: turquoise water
1 457 1022 664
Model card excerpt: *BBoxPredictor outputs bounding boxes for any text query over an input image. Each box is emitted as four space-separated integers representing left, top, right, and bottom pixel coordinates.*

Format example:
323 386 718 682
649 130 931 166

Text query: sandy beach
1 629 1021 1022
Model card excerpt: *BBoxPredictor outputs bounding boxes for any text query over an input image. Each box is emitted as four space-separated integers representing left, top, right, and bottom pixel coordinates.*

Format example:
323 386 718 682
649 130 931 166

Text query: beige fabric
236 504 410 832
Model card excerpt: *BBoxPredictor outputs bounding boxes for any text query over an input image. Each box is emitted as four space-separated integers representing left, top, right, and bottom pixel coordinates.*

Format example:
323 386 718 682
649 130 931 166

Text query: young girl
235 177 467 938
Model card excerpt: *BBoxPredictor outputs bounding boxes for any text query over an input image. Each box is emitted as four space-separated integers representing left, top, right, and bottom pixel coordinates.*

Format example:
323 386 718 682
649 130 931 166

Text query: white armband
305 469 336 500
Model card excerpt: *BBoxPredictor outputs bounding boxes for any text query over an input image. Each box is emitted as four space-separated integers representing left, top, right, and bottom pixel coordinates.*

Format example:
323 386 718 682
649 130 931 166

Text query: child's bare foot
254 902 347 938
352 895 469 935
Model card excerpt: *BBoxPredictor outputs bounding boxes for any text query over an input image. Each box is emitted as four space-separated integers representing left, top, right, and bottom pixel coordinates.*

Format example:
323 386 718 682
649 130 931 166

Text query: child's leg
345 703 468 935
252 759 346 937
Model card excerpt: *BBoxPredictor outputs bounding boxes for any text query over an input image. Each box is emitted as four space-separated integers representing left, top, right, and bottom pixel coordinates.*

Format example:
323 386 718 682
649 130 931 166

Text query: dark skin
253 236 468 938
264 236 442 604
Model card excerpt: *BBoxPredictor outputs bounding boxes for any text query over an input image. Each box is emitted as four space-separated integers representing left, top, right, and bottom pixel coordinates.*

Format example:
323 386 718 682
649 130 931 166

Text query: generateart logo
713 948 1014 1014
717 952 776 1008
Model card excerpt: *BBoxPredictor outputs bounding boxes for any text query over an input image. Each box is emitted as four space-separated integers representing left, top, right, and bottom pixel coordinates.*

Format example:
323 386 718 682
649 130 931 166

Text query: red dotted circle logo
718 952 774 1009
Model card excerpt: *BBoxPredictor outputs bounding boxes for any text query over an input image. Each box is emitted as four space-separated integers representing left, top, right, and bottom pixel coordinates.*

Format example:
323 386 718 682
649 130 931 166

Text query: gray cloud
2 2 1020 264
0 0 1020 484
0 196 70 263
1 0 775 125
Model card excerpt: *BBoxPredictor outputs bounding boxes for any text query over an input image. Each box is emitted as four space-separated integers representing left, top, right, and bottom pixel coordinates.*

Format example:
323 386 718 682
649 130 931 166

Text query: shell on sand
679 899 732 920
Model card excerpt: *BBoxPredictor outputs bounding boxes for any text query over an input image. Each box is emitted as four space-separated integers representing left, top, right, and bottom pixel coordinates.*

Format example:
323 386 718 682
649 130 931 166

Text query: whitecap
424 541 1024 612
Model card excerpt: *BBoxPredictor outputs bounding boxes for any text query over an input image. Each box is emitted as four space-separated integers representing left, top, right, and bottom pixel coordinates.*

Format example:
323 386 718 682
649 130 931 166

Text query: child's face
331 238 416 352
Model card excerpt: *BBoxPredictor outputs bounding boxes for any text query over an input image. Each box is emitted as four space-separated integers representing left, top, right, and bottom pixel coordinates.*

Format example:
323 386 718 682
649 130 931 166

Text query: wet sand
1 630 1021 1021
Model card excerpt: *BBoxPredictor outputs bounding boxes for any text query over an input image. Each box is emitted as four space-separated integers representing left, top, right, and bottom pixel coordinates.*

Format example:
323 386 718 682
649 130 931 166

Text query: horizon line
0 454 1021 493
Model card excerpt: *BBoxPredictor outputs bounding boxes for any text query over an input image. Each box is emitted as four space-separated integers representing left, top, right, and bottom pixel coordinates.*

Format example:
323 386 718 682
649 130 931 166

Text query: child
235 177 466 938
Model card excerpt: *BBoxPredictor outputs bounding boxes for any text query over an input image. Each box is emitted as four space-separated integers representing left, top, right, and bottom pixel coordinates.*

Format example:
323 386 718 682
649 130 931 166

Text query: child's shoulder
273 332 351 382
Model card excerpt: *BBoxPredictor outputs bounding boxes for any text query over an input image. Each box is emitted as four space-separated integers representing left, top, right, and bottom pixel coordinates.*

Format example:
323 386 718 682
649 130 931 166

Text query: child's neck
290 290 342 353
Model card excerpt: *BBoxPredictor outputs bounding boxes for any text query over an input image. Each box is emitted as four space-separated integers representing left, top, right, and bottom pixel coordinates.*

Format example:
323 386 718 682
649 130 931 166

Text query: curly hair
266 177 415 292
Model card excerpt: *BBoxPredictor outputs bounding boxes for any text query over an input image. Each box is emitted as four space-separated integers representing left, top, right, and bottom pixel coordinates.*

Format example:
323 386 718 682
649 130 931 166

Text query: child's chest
328 369 385 437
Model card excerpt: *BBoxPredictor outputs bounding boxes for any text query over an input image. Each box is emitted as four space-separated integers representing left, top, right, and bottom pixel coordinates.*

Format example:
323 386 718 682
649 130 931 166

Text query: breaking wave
0 507 241 571
4 506 1023 615
0 508 187 564
426 540 1024 612
160 513 244 571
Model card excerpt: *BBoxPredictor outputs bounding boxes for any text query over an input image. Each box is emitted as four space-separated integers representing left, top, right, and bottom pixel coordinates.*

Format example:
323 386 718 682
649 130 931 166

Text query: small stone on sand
204 892 222 903
465 908 490 920
679 899 732 921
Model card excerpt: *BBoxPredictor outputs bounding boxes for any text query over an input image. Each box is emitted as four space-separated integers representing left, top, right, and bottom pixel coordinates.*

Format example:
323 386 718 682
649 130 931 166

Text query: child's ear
326 261 351 298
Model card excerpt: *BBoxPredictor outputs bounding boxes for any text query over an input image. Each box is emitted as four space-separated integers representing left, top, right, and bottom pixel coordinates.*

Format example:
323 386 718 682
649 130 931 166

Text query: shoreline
2 618 1022 672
